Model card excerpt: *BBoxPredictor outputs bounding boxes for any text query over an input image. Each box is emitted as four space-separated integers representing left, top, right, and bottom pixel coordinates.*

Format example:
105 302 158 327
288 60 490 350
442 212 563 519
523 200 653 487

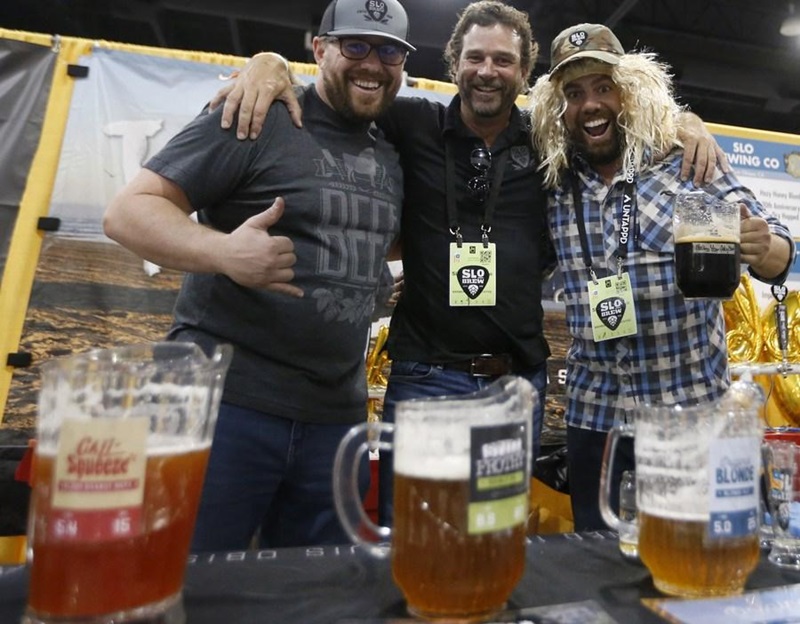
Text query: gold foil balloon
723 274 763 363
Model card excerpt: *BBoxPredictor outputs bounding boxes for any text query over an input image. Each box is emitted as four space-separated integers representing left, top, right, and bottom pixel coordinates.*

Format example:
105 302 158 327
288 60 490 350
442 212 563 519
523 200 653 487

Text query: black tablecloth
2 531 799 623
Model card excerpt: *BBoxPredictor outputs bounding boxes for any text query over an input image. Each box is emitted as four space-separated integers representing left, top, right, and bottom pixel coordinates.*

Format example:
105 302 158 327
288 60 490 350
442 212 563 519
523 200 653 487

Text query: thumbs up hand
220 197 303 297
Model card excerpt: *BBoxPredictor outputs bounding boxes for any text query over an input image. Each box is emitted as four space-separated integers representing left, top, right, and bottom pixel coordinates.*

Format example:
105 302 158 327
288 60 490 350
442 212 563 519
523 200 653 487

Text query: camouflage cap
549 23 624 80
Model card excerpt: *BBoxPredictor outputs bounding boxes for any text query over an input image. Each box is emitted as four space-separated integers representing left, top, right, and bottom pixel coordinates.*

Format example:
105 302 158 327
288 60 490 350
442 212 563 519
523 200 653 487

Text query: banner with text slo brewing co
711 124 800 303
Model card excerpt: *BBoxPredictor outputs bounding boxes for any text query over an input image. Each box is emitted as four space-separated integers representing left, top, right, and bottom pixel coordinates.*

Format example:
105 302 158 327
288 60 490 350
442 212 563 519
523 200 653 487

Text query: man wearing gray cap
528 23 794 530
103 0 412 549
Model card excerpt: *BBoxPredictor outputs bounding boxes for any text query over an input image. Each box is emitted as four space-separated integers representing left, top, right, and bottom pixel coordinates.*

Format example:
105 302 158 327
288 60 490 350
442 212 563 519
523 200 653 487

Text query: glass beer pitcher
333 376 536 623
24 341 232 624
600 388 763 598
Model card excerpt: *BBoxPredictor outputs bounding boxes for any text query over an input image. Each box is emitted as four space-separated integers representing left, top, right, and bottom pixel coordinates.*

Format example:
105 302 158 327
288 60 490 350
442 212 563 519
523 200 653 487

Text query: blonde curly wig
527 52 685 189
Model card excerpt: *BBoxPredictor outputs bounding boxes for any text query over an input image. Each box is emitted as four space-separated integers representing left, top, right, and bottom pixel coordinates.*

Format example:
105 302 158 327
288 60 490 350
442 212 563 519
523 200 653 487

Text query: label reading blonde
707 436 760 539
50 418 148 541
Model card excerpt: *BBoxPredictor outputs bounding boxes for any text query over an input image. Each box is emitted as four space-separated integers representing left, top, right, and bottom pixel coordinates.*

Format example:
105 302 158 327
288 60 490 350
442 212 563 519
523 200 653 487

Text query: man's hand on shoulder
676 111 730 186
210 52 302 140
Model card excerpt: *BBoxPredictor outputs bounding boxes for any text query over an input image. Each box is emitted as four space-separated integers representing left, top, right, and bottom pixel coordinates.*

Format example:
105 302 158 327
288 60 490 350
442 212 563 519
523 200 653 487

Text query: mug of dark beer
333 376 535 622
673 191 741 299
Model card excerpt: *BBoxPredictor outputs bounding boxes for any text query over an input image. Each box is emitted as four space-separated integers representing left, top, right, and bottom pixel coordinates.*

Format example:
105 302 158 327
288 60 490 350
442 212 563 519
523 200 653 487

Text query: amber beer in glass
23 343 231 624
333 376 535 622
599 395 762 598
673 191 741 300
27 446 209 618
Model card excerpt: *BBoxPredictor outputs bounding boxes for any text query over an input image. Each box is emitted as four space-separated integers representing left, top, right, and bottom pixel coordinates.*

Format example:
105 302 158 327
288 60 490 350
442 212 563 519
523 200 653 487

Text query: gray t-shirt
145 85 402 424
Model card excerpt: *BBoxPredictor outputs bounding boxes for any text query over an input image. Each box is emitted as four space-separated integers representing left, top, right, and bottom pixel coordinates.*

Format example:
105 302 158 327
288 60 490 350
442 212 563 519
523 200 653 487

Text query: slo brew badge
450 242 497 306
588 273 637 341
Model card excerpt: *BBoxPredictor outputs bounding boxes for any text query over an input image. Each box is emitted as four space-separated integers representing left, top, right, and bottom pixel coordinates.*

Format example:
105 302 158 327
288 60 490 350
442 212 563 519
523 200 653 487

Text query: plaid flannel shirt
550 148 795 432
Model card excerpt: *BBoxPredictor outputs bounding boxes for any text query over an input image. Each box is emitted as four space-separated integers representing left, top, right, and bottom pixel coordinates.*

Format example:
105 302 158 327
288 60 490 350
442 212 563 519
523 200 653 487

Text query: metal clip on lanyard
569 166 637 282
445 141 509 248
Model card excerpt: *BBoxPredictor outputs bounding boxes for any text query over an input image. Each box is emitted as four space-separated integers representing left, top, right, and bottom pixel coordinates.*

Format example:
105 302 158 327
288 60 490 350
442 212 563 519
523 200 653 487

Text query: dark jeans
191 402 369 551
377 361 548 526
567 425 635 532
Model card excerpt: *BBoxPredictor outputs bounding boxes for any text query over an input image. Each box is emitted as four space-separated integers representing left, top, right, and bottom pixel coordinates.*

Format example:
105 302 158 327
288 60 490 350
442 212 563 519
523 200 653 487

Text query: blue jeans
191 402 370 551
377 361 547 526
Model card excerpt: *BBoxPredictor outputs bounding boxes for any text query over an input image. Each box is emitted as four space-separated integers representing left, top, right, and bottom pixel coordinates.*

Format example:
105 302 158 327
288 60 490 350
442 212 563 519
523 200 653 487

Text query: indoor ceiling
3 0 800 135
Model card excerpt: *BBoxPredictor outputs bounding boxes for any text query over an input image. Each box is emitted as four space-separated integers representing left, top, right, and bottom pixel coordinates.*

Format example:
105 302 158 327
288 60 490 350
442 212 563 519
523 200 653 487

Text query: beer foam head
36 430 211 456
392 377 535 480
394 419 473 479
673 193 740 243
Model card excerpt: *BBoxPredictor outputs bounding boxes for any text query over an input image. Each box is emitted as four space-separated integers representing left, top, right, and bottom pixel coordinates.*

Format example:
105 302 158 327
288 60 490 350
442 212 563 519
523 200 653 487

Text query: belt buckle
470 354 505 377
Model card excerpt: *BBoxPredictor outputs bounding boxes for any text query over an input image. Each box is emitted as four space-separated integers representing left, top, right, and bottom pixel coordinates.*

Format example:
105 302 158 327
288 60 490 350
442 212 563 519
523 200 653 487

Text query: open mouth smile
584 118 611 138
352 79 381 92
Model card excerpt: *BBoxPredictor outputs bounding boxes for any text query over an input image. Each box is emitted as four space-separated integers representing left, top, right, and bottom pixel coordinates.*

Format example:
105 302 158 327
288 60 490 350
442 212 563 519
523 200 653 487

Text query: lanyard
445 140 509 247
570 165 637 281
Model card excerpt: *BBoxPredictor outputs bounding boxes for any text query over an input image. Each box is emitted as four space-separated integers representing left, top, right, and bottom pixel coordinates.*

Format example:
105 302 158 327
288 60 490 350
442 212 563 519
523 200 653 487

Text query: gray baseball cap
318 0 416 52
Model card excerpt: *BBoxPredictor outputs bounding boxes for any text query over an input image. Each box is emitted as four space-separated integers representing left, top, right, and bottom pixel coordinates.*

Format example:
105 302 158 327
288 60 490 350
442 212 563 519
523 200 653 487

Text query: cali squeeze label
468 422 529 534
706 436 760 539
50 418 148 541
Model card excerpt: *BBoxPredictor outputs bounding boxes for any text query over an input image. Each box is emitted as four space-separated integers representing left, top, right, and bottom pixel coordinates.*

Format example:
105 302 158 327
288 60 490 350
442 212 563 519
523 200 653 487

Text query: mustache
348 69 388 82
468 77 505 89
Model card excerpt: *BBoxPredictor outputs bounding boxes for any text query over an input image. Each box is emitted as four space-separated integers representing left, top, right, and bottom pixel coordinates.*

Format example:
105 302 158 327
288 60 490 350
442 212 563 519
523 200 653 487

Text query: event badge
588 273 637 342
449 242 496 306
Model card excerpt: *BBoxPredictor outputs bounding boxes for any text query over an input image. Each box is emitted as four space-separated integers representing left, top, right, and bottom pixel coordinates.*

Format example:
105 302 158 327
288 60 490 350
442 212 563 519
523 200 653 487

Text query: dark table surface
2 531 799 624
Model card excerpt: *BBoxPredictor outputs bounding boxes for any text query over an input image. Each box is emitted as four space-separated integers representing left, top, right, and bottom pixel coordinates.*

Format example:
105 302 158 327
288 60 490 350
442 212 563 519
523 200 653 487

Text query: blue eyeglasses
336 37 407 66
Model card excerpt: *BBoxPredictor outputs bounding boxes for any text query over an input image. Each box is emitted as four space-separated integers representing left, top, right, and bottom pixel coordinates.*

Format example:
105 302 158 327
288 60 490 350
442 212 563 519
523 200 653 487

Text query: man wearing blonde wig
528 23 795 531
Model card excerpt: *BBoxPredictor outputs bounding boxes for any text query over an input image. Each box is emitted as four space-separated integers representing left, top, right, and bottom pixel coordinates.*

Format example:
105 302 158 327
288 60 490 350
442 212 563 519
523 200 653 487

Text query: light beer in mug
392 431 527 621
639 513 759 597
332 376 534 623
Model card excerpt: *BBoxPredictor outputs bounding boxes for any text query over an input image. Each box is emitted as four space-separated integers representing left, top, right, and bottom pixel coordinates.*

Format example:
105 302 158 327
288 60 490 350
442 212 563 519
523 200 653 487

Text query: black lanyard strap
570 165 637 277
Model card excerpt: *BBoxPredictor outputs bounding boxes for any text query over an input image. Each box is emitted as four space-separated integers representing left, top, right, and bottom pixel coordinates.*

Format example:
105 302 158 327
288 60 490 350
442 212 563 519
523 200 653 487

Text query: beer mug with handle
333 376 535 623
673 190 741 300
599 389 763 598
24 342 232 624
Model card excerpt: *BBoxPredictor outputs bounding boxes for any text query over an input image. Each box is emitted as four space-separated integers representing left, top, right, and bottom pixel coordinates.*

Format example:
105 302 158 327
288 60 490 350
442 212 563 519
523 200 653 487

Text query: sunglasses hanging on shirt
467 146 492 202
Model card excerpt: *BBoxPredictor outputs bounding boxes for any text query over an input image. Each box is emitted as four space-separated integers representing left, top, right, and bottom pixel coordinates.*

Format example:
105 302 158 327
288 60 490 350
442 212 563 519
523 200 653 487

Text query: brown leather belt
440 354 514 377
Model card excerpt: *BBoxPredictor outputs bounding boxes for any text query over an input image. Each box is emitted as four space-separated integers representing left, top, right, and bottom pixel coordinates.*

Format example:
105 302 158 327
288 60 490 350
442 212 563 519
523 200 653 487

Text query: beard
459 76 521 119
568 121 622 166
321 69 398 123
